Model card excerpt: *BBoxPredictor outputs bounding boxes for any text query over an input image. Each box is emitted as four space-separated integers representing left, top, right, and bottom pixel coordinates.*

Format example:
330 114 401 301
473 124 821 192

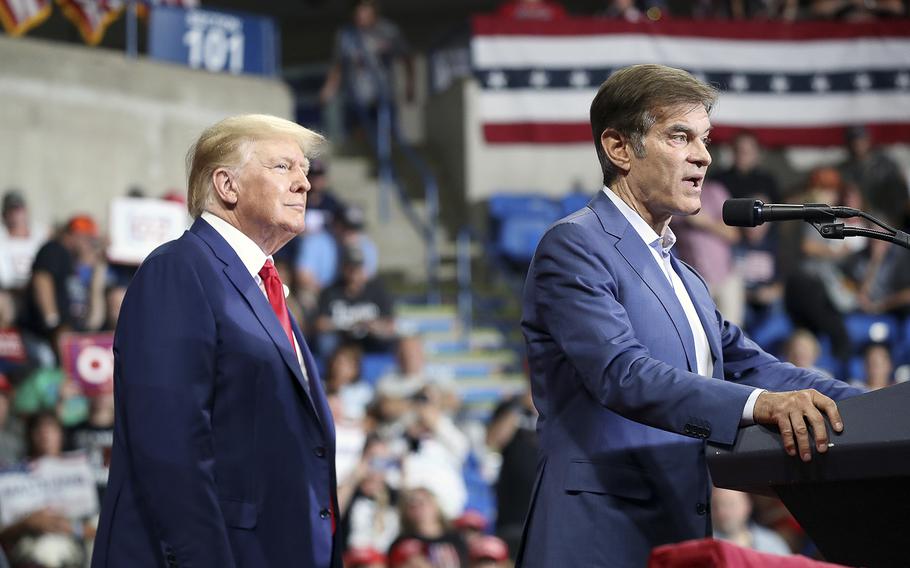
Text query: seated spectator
389 487 469 568
711 487 791 555
486 389 537 558
735 221 784 330
857 239 910 318
338 435 402 553
785 168 862 368
315 245 395 355
65 389 114 500
674 180 744 325
781 329 826 375
838 125 908 226
292 160 347 310
325 342 373 420
714 131 781 202
377 336 457 415
858 343 895 391
295 204 378 318
372 380 468 521
0 190 48 293
1 411 86 567
497 0 568 20
335 205 379 279
468 535 510 568
19 215 106 356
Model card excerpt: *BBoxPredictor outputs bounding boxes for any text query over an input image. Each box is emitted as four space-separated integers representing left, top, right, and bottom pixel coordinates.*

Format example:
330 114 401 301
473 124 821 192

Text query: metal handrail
363 99 441 304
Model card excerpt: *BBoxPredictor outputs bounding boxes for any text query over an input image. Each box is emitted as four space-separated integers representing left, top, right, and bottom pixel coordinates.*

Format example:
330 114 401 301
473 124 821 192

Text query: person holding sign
92 115 340 568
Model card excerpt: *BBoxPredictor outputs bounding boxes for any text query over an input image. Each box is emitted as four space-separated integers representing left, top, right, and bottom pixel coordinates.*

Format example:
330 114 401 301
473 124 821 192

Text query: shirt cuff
741 388 766 426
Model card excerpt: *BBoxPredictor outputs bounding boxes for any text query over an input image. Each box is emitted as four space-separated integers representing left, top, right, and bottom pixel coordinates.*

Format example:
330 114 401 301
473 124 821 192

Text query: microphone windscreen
723 199 759 227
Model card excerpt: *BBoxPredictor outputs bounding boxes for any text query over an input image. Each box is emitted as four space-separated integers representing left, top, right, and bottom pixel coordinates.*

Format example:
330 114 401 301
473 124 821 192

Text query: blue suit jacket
92 219 341 568
516 192 859 567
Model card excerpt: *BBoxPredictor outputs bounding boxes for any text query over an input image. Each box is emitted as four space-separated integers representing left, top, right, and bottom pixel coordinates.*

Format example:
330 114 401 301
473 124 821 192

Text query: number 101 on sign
183 11 245 74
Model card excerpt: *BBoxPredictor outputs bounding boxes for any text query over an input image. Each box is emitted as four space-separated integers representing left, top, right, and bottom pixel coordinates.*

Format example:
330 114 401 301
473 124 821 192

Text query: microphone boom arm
810 207 910 250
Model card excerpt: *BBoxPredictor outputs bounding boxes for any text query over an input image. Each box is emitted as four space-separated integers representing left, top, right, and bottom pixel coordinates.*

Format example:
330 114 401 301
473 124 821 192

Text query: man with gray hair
93 115 341 567
517 65 860 566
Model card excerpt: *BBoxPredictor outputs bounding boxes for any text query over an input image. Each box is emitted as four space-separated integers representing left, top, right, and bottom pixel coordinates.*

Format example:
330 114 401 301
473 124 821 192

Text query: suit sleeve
113 251 235 567
527 223 754 445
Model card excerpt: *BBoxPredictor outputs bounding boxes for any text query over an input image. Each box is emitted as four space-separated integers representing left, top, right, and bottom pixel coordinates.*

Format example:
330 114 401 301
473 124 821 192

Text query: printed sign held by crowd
106 196 189 266
59 332 115 396
0 453 98 526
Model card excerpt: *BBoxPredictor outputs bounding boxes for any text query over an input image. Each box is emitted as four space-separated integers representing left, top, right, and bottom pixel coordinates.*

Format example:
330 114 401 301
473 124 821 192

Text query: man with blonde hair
93 114 341 567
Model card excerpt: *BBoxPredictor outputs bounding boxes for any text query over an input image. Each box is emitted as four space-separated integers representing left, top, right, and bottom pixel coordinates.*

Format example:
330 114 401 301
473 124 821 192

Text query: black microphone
722 199 844 227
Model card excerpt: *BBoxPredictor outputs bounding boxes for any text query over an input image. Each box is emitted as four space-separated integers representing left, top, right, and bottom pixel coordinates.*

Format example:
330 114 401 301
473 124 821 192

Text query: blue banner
148 6 279 77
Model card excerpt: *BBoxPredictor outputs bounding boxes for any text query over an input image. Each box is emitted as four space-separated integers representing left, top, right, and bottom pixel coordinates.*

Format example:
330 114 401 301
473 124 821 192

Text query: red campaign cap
453 509 489 531
388 538 428 566
469 535 509 562
66 214 99 237
343 547 386 566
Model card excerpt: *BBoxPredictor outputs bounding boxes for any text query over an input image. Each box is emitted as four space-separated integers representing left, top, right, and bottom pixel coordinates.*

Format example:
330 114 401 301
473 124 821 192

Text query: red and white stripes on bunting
471 17 910 146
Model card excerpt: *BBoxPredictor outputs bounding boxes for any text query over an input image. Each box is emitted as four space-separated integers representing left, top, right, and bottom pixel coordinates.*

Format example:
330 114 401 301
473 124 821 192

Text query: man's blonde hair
186 114 325 217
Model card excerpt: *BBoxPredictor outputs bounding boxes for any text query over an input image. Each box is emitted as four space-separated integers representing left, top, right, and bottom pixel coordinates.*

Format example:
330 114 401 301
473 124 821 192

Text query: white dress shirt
602 188 761 425
201 212 309 387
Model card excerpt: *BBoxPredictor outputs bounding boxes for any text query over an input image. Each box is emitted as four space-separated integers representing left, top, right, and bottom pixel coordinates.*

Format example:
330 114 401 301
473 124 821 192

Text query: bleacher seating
487 192 568 267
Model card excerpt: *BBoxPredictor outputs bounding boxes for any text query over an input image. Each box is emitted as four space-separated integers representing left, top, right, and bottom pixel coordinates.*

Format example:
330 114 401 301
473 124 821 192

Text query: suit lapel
190 219 315 403
291 318 336 443
671 256 724 378
589 193 698 373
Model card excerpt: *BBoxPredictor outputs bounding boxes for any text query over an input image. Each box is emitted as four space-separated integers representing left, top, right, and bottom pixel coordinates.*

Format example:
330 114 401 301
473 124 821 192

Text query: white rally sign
0 453 99 526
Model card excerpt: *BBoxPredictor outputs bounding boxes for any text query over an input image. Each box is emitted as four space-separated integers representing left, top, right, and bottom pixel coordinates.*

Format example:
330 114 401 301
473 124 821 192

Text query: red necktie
258 259 296 353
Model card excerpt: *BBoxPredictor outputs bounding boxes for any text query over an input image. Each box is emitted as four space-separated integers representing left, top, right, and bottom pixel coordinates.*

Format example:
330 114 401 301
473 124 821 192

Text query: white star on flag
811 75 831 92
487 71 508 89
529 70 549 89
729 74 749 92
853 73 872 91
770 75 790 93
568 70 590 88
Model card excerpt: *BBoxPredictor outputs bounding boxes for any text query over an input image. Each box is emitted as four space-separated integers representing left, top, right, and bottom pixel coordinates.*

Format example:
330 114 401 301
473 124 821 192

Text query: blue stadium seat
488 193 561 220
746 309 793 354
847 355 866 382
560 192 591 216
844 313 900 350
487 193 563 266
498 215 553 264
360 353 397 386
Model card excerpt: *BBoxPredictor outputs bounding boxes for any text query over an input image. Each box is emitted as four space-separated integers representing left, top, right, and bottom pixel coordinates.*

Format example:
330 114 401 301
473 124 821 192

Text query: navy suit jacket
516 192 859 567
92 219 341 568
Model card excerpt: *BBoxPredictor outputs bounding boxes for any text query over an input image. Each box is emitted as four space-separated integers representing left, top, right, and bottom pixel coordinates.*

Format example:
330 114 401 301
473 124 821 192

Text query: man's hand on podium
753 390 844 463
